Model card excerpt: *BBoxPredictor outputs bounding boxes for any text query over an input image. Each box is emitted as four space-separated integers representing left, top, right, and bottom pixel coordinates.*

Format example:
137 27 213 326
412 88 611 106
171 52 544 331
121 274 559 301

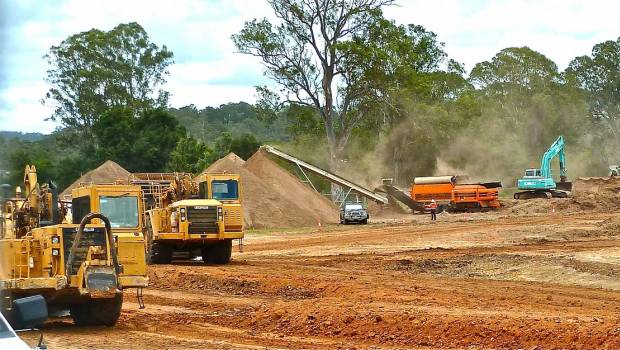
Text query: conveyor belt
261 145 388 204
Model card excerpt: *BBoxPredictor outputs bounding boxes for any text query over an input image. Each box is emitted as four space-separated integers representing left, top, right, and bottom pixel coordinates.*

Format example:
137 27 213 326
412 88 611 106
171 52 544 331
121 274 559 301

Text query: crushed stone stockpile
200 152 339 229
504 176 620 215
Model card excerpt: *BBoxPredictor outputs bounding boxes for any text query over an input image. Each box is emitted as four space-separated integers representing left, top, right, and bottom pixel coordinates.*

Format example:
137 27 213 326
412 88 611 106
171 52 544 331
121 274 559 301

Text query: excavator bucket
556 181 573 192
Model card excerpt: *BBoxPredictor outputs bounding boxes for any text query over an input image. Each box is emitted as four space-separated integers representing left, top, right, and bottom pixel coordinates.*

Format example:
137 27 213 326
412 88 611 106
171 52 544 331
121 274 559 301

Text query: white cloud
384 0 620 71
2 0 620 133
0 83 56 133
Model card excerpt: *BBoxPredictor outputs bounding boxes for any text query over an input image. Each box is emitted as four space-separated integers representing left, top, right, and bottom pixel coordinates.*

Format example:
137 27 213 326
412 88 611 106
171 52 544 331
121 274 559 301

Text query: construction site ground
22 208 620 349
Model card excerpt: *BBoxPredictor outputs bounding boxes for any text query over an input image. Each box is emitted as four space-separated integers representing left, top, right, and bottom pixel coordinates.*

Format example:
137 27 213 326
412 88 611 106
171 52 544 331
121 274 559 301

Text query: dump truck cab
196 173 244 238
70 184 148 289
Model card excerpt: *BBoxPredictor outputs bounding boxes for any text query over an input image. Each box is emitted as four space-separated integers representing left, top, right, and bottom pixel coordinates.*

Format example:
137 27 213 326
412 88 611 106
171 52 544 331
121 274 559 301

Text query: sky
0 0 619 134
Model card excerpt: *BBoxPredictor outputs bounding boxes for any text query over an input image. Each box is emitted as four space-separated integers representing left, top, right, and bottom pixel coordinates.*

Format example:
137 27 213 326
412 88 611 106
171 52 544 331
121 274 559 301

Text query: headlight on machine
51 235 60 244
52 248 60 256
217 207 223 221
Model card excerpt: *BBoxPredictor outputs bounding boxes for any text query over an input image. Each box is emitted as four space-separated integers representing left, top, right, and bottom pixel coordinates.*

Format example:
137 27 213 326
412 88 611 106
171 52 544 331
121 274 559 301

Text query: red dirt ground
19 208 620 350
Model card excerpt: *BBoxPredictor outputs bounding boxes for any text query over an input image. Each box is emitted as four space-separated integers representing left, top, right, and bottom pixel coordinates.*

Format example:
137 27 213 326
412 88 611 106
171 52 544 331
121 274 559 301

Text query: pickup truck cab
340 203 369 225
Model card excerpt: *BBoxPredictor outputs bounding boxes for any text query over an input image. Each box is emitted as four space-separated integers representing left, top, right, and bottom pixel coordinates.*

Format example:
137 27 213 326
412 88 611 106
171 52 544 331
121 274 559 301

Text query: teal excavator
514 136 572 199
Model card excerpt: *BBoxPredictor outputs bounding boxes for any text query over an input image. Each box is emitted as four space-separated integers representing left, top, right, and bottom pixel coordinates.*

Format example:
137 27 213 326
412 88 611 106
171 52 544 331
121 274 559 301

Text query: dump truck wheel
145 216 172 264
70 293 123 327
202 240 232 264
148 242 172 264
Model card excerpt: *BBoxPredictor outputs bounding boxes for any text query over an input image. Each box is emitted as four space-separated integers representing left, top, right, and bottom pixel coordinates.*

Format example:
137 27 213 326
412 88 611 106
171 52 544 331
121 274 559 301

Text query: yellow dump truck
132 173 243 264
0 166 146 327
196 173 244 236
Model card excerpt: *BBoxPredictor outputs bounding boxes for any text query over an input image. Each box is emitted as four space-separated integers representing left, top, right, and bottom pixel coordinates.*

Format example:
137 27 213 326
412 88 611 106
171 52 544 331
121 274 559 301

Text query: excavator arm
540 136 567 181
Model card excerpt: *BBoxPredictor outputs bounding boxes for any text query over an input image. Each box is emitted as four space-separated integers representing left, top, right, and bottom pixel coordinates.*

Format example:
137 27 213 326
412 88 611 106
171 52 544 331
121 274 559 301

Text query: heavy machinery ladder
261 145 387 205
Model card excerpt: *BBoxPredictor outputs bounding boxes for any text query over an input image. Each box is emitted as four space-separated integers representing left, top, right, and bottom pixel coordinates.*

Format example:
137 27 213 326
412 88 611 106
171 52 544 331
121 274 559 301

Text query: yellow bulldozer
132 172 243 264
0 166 147 327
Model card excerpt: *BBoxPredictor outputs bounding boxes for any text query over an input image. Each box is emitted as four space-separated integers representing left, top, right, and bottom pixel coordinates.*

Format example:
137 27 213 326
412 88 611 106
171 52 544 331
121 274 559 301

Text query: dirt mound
367 199 409 219
245 150 339 225
571 177 620 211
503 198 574 215
200 152 337 229
60 160 132 199
501 177 620 214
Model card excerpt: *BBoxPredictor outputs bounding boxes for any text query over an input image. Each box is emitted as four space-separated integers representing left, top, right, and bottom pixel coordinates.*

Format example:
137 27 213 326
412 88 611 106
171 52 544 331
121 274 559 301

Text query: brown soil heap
572 176 620 211
504 176 620 214
60 160 133 199
199 152 339 229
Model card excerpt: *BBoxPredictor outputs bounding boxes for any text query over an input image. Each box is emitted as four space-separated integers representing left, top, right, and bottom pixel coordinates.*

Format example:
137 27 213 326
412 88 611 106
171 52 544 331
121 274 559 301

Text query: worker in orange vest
429 199 437 221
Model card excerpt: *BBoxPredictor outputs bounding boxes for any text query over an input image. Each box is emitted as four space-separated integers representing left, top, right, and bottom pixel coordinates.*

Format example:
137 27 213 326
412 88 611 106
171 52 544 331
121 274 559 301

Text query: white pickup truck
0 295 48 350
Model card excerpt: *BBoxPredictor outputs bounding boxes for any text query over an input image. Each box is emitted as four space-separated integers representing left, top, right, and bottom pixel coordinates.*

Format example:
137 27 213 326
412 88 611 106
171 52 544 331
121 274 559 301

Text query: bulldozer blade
556 181 572 192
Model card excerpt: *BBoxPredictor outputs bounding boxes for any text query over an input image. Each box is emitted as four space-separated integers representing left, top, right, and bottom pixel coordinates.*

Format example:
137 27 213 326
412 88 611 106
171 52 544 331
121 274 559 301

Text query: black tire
202 240 232 265
0 289 15 327
362 219 368 225
145 217 172 264
514 193 520 199
70 293 123 327
148 242 173 264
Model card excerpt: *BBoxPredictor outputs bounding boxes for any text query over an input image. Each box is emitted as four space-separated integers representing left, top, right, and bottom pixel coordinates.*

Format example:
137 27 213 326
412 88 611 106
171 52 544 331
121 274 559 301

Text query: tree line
2 0 620 190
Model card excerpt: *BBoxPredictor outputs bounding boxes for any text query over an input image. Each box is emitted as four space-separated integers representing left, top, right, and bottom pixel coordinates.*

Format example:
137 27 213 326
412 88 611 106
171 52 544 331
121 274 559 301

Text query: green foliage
44 22 174 144
565 37 620 162
213 132 233 159
0 132 46 142
209 132 260 161
167 137 214 173
93 108 186 172
470 47 561 96
0 134 93 190
168 102 289 143
230 133 261 160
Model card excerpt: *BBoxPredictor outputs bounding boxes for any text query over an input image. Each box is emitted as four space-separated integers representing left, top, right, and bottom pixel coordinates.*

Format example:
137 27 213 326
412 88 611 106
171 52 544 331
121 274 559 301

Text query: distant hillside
169 102 289 144
0 131 46 142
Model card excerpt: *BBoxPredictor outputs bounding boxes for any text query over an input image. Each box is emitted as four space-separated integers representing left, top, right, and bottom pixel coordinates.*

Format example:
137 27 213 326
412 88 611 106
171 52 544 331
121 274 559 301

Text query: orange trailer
410 176 500 212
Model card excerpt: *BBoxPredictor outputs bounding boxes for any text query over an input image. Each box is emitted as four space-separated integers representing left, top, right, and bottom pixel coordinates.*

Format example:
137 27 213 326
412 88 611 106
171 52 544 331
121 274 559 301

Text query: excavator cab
523 169 542 178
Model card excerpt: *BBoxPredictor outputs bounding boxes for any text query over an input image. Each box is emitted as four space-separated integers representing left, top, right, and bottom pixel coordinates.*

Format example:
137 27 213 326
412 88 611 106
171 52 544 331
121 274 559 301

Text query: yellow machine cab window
99 195 139 228
210 180 239 200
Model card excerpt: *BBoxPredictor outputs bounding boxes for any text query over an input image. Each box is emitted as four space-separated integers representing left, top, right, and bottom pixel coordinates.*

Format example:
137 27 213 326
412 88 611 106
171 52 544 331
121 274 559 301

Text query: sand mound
200 152 338 229
571 177 620 211
245 150 339 225
61 160 132 199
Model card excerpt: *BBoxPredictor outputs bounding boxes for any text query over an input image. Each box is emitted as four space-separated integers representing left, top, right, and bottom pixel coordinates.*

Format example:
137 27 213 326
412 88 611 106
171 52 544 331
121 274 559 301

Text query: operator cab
199 177 239 202
523 169 542 178
210 179 239 201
